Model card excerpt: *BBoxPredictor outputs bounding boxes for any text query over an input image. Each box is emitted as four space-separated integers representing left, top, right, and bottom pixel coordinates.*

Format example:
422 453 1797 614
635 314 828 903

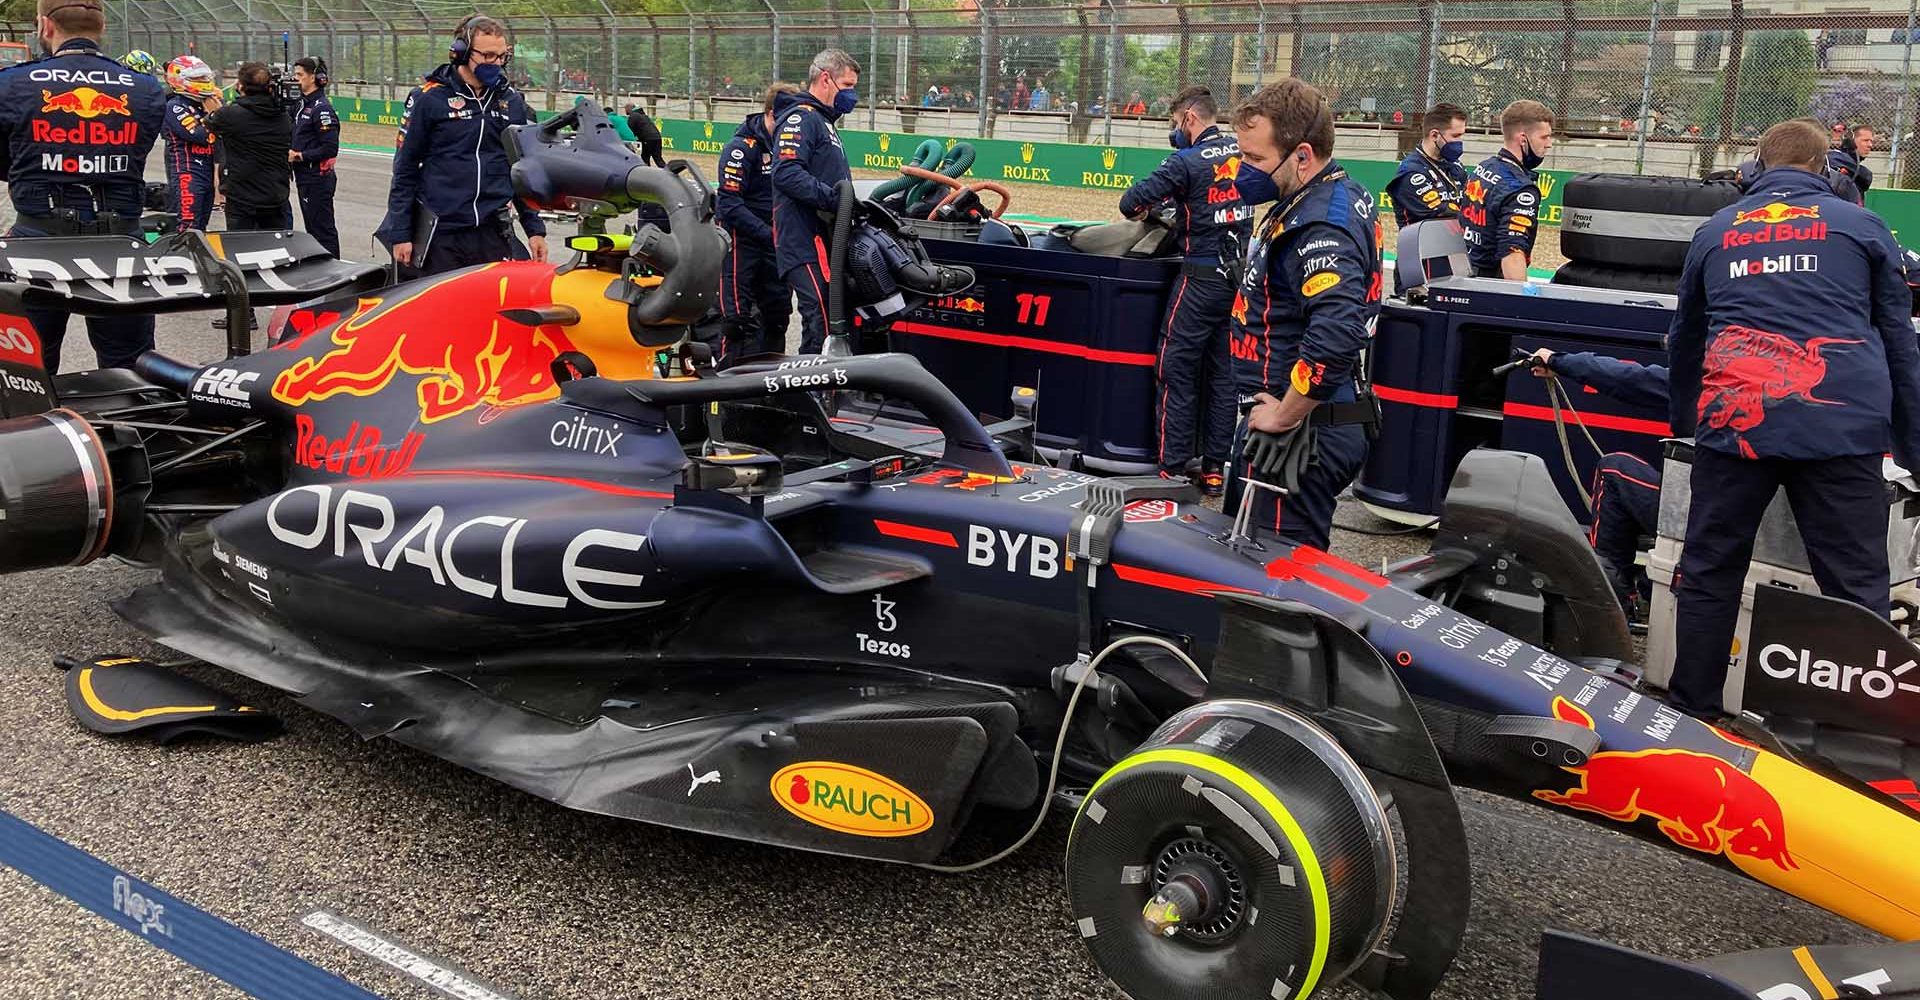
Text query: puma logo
686 763 722 797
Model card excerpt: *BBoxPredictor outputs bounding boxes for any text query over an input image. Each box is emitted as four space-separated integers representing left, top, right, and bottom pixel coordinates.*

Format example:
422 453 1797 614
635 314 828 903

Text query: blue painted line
0 808 384 999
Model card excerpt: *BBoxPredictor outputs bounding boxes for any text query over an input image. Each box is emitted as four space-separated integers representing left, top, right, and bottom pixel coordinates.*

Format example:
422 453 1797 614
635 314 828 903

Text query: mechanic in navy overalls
1827 124 1874 204
716 83 798 363
1383 102 1468 227
1665 119 1920 719
1463 100 1553 280
772 48 860 355
1527 347 1669 613
1223 79 1381 551
0 0 165 373
1119 85 1252 496
378 14 548 278
160 54 218 233
288 56 340 258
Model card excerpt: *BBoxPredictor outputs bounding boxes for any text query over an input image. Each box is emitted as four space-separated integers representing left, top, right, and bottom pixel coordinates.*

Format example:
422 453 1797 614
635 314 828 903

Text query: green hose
871 139 945 200
907 142 977 207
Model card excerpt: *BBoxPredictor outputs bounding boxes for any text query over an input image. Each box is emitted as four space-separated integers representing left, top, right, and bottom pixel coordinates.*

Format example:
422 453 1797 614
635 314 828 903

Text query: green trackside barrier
329 98 1920 250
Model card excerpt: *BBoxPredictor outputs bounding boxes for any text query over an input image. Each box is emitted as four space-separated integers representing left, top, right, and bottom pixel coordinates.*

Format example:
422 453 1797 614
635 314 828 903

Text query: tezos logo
1759 644 1920 700
770 761 934 837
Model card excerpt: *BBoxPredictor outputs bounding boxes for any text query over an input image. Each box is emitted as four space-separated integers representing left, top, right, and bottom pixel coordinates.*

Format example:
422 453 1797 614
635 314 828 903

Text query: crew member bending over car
1120 85 1252 496
716 83 798 363
1527 348 1669 613
1385 102 1468 227
772 48 861 355
1463 100 1553 281
1224 78 1381 550
1665 118 1920 720
0 0 166 373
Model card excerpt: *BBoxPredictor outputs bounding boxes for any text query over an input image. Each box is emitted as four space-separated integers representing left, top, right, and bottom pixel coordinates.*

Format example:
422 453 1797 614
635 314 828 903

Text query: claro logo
1758 643 1920 700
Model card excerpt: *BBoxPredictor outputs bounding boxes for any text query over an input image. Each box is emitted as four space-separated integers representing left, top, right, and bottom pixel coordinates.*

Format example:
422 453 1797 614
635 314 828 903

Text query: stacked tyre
1552 173 1742 294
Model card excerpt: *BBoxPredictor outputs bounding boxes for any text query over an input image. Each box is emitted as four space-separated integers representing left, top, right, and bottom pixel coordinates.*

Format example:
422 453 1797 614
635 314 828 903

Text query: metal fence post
1633 0 1661 175
1893 0 1919 184
896 0 909 104
860 0 878 129
1424 0 1441 109
1253 0 1267 97
978 1 990 136
1103 0 1118 145
762 0 780 85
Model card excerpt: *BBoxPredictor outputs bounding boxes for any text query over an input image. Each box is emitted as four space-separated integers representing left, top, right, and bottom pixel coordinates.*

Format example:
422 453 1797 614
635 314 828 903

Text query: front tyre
1066 700 1397 1000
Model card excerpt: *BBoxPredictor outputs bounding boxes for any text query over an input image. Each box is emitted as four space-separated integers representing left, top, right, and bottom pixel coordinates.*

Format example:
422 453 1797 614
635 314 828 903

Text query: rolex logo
703 121 714 139
878 133 891 152
1101 147 1118 170
1536 173 1556 198
1020 142 1035 164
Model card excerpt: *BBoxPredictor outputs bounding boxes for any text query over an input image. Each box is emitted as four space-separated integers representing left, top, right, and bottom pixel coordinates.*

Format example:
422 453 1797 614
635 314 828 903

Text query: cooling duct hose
906 143 977 209
0 408 114 573
871 139 946 202
826 180 856 348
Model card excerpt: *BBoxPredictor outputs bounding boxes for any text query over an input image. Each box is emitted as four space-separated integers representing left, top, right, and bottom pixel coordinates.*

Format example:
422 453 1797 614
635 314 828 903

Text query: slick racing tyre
1550 259 1680 295
1560 173 1741 271
1066 701 1396 1000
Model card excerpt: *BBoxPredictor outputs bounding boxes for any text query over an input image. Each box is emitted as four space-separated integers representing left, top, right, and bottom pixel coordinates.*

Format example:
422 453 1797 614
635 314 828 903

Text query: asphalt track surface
0 150 1884 1000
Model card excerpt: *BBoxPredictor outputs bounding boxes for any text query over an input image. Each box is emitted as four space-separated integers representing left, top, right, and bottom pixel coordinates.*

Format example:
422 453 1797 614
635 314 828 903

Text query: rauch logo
770 761 934 837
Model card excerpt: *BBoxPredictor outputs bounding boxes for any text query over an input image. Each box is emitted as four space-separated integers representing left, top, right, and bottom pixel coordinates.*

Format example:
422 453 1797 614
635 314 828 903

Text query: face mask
1168 126 1191 150
1519 135 1544 171
832 87 859 116
1439 139 1464 162
473 63 505 88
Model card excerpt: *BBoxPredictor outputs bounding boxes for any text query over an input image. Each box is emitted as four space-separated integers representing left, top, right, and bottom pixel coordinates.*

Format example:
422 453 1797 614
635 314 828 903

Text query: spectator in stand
1012 75 1030 111
1815 28 1835 70
959 89 975 110
1124 91 1147 116
994 84 1010 110
1088 97 1106 116
922 85 939 108
1030 79 1051 111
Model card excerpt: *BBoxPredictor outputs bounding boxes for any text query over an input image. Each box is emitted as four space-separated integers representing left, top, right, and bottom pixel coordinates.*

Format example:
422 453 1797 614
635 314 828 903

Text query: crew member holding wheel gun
1120 85 1252 497
1223 78 1381 550
0 0 166 373
1665 118 1920 720
378 13 547 278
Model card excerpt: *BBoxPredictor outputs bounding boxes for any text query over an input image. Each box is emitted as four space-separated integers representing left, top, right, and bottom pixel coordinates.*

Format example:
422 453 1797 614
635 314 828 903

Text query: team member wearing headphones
378 14 547 277
289 56 340 257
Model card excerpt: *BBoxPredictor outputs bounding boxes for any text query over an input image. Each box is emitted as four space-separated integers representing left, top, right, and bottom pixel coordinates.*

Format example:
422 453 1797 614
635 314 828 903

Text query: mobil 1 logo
1743 583 1920 744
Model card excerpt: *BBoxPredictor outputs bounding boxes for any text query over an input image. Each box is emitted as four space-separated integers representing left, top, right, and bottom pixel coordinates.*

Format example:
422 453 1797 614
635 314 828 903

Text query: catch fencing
68 1 1920 185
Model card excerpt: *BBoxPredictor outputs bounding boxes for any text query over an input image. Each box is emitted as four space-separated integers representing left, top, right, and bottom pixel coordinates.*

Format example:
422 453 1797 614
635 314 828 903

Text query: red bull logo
40 87 132 119
1230 292 1249 326
1732 202 1820 227
1535 697 1796 871
1698 325 1858 447
271 264 579 423
1211 157 1240 183
911 467 1019 491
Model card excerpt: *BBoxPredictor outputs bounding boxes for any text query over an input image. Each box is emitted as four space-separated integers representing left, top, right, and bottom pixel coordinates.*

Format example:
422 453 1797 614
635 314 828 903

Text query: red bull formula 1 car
0 101 1915 1000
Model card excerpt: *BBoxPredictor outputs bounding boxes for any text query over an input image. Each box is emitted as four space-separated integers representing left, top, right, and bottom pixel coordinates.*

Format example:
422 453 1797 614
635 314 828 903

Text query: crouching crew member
1385 102 1468 226
1463 99 1553 280
716 83 798 362
1528 348 1669 612
772 48 859 355
289 56 340 257
378 14 547 277
162 54 219 232
1120 85 1252 496
0 0 165 372
1224 78 1382 550
1665 118 1920 718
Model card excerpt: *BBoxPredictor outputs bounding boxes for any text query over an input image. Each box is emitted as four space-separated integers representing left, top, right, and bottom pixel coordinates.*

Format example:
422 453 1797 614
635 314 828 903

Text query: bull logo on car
1534 697 1796 871
271 263 578 423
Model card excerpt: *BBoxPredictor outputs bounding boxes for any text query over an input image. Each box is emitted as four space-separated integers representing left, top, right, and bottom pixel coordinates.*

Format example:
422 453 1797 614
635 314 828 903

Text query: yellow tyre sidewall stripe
1081 747 1333 1000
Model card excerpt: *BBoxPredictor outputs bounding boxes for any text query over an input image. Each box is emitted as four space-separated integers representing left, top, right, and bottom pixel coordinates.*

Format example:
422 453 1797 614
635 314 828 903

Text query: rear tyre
1066 701 1396 1000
